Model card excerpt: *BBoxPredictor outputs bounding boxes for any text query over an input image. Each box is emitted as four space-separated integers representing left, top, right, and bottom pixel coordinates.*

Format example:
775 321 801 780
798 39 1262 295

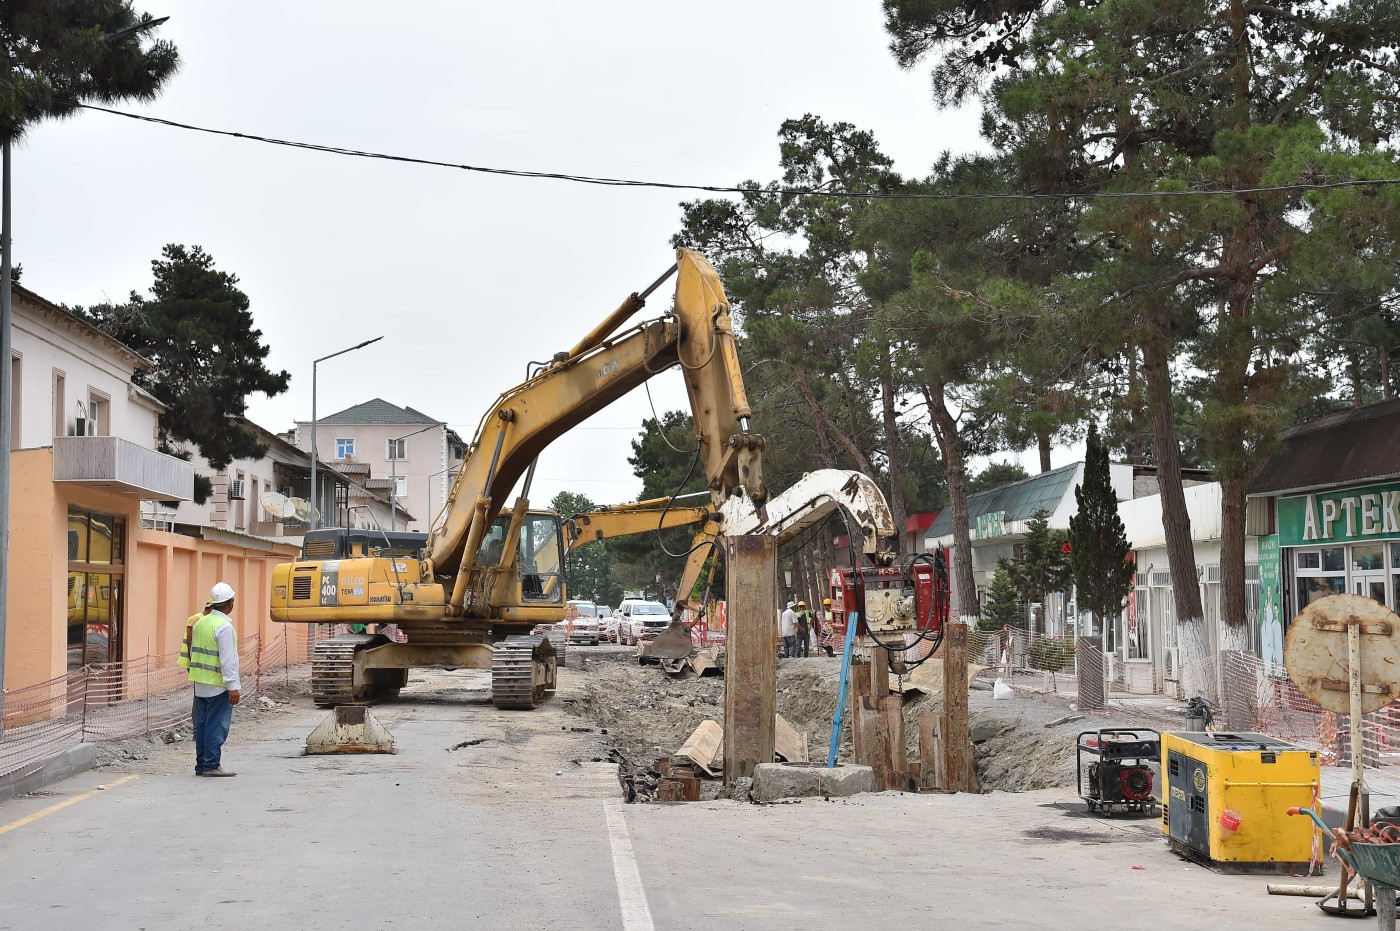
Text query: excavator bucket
304 705 396 755
642 619 694 663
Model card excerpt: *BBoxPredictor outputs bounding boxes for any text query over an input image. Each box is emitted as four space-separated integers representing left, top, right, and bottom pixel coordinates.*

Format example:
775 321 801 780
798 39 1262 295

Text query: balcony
53 436 195 501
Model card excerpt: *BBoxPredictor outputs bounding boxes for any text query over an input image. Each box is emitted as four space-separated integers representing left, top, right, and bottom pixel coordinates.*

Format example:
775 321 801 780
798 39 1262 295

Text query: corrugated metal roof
1248 399 1400 496
316 398 443 425
925 463 1080 538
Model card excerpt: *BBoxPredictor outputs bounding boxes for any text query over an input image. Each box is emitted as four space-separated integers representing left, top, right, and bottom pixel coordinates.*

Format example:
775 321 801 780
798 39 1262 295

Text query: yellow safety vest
180 613 233 687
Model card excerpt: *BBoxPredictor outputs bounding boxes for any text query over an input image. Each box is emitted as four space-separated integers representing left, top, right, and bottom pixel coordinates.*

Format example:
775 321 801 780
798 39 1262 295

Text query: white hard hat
210 582 236 604
787 600 796 608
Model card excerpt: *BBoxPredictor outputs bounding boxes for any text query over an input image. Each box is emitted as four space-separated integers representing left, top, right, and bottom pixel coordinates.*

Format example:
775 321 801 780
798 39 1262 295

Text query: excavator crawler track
491 637 557 710
311 634 404 708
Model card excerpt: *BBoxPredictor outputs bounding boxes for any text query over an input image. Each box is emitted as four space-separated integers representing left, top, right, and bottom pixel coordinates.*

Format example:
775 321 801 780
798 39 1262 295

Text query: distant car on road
566 600 602 645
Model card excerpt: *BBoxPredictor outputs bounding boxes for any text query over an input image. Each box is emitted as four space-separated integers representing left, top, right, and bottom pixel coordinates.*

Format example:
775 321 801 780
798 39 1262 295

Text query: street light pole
389 422 442 531
0 16 169 697
309 336 383 530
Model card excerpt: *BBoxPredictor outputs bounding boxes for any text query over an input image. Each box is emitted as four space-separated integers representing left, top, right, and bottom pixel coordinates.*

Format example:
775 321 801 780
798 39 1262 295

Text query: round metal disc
1284 594 1400 715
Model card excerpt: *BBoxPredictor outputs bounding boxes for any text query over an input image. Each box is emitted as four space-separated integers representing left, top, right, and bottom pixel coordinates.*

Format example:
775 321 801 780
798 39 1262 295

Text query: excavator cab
473 511 566 605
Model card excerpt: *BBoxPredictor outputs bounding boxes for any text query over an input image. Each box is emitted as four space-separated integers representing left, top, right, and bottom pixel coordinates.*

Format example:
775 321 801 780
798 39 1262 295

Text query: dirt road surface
0 651 1334 930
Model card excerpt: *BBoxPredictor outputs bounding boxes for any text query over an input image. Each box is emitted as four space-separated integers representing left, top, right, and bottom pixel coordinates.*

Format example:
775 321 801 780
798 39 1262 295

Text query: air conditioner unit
229 480 246 500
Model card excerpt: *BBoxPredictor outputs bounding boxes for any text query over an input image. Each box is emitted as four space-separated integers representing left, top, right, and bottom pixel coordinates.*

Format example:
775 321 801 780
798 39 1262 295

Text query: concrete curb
751 762 876 802
0 745 98 804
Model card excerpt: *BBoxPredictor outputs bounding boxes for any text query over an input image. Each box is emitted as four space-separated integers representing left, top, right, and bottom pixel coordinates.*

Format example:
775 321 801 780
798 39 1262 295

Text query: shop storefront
1247 398 1400 672
1276 481 1400 615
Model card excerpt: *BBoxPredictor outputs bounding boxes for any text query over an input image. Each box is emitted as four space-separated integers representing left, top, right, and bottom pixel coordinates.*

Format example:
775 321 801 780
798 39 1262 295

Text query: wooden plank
774 713 809 764
880 694 907 790
722 534 778 783
918 711 938 789
871 645 890 698
849 656 872 768
941 621 973 792
677 719 724 776
860 696 892 789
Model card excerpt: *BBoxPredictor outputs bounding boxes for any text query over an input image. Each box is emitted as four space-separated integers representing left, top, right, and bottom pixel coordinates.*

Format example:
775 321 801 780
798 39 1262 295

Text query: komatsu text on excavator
270 249 898 709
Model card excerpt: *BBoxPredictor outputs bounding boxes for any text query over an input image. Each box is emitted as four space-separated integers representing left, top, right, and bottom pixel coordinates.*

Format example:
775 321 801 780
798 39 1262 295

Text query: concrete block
0 744 98 803
750 762 876 802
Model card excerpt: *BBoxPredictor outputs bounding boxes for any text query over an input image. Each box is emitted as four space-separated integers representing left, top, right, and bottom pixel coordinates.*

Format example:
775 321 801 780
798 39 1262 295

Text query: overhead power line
81 103 1400 202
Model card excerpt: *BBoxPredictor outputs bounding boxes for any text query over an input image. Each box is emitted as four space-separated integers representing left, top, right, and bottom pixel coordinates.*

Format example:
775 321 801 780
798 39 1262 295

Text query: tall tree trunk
924 381 980 621
1382 346 1393 401
878 339 908 553
1141 304 1207 696
792 365 870 472
1037 428 1052 473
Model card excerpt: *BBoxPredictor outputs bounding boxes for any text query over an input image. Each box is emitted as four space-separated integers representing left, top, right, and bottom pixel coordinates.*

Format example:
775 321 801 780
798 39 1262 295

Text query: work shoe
202 767 237 777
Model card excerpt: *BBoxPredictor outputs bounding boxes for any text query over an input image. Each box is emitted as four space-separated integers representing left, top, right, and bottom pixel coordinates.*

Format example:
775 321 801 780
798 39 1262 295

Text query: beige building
5 285 311 692
294 399 464 532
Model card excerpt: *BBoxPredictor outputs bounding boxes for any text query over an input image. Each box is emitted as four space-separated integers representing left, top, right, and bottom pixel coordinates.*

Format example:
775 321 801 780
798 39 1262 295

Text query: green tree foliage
82 244 290 470
608 412 712 596
674 116 919 534
882 0 1400 642
0 0 178 142
980 565 1022 632
1068 425 1135 635
552 490 623 607
1004 507 1069 632
968 461 1029 496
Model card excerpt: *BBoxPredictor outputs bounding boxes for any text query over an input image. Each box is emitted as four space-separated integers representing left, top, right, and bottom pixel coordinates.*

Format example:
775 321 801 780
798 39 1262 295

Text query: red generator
827 549 951 652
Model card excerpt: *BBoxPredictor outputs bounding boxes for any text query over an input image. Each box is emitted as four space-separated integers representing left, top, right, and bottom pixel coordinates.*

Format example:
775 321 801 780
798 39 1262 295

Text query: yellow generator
1162 732 1321 873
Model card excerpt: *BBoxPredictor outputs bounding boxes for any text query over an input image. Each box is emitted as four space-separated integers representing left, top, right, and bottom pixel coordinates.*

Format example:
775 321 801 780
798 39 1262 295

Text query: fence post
145 638 151 735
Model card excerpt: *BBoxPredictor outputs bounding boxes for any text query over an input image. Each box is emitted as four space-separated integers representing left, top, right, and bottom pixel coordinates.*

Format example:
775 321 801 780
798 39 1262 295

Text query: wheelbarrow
1288 806 1378 921
1338 844 1400 930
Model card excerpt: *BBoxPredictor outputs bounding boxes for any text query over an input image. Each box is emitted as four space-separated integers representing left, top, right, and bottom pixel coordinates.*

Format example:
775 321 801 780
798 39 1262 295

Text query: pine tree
84 244 290 470
980 564 1022 632
1005 507 1070 633
1 1 178 142
1068 424 1135 638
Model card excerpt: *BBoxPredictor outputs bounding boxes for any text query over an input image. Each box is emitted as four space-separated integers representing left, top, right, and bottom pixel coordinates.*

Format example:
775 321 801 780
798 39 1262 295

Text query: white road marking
604 800 656 931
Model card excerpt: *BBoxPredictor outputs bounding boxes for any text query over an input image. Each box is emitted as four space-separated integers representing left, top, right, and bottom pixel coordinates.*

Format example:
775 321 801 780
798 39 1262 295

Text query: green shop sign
1277 480 1400 547
973 510 1006 540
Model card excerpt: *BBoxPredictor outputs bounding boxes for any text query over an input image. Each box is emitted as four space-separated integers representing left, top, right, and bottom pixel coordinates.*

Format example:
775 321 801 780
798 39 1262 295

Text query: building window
1294 547 1346 610
391 475 408 498
66 507 126 671
336 438 354 460
52 369 65 439
87 391 110 436
387 438 406 460
9 353 20 450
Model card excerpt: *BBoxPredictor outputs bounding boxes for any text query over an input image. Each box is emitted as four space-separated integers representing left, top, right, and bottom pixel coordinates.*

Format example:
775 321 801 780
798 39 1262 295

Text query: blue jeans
193 691 233 774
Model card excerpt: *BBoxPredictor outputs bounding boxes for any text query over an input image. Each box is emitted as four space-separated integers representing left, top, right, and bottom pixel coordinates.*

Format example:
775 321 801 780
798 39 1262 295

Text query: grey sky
15 0 1025 511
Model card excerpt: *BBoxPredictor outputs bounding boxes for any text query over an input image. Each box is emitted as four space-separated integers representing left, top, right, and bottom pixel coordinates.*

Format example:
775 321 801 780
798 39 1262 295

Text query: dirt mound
564 651 1133 799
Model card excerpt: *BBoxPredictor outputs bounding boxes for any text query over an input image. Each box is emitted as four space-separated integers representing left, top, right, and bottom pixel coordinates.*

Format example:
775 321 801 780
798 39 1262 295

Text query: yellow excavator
270 248 897 709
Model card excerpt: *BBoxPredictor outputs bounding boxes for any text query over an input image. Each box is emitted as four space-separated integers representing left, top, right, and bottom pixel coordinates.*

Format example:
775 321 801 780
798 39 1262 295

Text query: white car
619 599 672 644
566 600 601 645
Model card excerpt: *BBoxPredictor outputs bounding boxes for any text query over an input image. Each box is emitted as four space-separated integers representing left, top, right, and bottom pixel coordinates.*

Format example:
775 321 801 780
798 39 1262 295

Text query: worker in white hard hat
779 600 798 659
177 581 242 777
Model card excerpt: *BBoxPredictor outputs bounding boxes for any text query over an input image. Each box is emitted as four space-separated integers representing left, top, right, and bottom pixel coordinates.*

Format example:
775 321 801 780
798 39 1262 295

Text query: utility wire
80 104 1400 202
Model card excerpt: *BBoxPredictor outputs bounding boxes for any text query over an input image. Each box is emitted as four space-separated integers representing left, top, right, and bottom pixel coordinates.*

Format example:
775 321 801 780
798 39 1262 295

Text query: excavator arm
427 248 764 617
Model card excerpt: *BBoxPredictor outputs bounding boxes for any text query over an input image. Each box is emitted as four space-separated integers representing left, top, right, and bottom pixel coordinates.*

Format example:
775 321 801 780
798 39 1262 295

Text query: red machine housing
827 549 951 644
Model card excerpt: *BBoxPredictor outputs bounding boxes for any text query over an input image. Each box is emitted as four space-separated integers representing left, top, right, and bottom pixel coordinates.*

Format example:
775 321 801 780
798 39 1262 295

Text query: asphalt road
0 665 1340 930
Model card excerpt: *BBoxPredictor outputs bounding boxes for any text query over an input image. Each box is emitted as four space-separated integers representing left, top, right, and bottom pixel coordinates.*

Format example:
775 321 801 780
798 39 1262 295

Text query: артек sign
1276 481 1400 547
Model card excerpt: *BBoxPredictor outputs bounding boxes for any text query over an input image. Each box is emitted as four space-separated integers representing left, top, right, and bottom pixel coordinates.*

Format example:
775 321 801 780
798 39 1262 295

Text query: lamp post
0 15 170 697
389 422 442 531
310 336 383 530
423 464 458 534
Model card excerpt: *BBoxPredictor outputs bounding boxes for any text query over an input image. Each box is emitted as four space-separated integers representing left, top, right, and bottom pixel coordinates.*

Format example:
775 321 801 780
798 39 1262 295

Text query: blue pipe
827 612 861 767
